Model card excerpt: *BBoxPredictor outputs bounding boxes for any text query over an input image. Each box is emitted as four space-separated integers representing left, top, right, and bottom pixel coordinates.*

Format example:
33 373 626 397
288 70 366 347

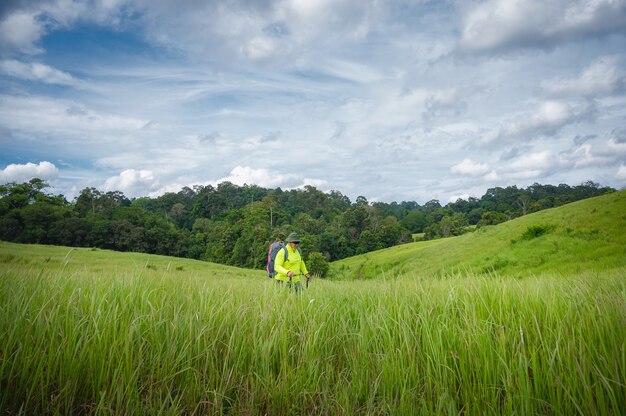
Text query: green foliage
48 217 92 246
424 212 468 239
0 215 22 241
519 224 554 241
477 211 509 227
400 209 429 232
306 251 329 277
356 229 382 254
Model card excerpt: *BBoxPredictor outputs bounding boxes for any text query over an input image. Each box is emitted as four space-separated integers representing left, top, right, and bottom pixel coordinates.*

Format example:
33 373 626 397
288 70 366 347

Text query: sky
1 0 625 205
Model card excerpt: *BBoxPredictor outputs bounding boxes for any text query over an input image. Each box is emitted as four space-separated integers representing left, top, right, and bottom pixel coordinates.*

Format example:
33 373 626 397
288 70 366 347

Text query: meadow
1 191 625 415
331 190 626 279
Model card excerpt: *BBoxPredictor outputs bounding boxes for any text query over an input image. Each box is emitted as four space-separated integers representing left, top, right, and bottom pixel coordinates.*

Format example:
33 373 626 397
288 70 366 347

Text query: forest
0 178 615 271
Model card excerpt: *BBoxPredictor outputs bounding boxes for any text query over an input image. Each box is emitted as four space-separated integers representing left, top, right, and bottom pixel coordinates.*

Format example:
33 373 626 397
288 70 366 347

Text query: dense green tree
423 199 441 213
448 197 480 214
307 252 329 278
294 185 329 218
327 190 352 212
293 212 325 235
0 215 22 241
477 211 509 227
319 218 354 260
83 216 111 247
429 207 453 224
517 195 532 215
356 230 382 254
49 218 92 247
202 220 236 264
400 209 429 233
230 207 272 268
192 184 217 219
74 188 130 218
467 208 484 225
376 216 411 247
423 213 468 240
18 202 70 244
0 179 54 213
342 205 370 239
131 196 160 212
169 203 189 228
106 220 146 252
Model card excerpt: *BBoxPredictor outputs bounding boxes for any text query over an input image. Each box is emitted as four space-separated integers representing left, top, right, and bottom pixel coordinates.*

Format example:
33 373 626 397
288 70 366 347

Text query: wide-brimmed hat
286 232 301 243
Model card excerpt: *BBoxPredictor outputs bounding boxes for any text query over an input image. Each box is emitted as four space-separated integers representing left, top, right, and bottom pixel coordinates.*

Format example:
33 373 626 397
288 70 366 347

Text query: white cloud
0 59 82 86
422 88 467 129
124 0 381 65
564 143 613 167
448 193 470 203
450 158 490 176
0 161 59 183
487 150 557 181
561 137 626 168
102 169 159 197
0 95 149 140
509 150 553 171
613 128 626 144
543 56 626 97
0 0 134 55
242 36 279 61
301 177 330 190
531 101 573 128
588 138 626 158
0 10 44 54
282 0 375 42
459 0 626 53
288 0 333 19
617 164 626 180
141 166 330 199
313 58 386 84
478 100 595 147
217 166 302 189
485 170 500 181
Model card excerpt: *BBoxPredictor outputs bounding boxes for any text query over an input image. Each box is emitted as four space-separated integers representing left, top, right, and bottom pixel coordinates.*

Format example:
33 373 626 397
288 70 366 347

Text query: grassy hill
0 240 265 279
330 190 626 280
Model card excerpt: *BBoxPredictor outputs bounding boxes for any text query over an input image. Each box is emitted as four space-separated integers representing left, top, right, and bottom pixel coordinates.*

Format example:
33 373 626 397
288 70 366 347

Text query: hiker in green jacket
274 232 310 291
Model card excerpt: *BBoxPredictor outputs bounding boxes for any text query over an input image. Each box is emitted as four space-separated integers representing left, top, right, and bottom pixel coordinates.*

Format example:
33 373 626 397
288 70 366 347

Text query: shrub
307 252 329 278
520 224 554 241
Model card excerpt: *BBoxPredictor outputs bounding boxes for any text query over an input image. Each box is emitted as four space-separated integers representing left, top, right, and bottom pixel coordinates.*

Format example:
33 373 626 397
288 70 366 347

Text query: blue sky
1 0 625 204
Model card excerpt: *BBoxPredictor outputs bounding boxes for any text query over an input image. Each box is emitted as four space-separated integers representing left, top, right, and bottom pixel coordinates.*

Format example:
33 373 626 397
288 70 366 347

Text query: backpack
265 241 301 278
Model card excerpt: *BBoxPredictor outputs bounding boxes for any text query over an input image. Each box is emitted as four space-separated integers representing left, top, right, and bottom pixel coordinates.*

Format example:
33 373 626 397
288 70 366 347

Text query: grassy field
331 190 626 280
1 192 625 414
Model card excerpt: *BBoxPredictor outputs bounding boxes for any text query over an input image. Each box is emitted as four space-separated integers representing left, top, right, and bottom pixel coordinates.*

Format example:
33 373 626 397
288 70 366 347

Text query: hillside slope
330 190 626 279
0 241 266 280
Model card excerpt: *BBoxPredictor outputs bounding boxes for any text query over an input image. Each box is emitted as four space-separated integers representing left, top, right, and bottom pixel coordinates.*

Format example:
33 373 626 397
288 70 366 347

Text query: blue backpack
266 241 301 278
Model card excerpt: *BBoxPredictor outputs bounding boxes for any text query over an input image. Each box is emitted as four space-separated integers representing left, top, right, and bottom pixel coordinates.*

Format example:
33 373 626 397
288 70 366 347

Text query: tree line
0 178 615 273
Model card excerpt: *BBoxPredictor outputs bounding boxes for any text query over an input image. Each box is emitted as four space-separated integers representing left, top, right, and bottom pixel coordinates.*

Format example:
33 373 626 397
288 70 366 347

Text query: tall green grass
1 243 624 414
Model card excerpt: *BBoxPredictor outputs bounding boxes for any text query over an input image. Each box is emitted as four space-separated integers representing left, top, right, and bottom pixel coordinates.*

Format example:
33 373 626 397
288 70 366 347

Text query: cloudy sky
1 0 625 204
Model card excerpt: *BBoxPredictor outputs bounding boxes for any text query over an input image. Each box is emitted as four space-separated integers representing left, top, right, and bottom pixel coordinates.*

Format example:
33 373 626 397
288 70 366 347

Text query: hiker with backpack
267 232 310 291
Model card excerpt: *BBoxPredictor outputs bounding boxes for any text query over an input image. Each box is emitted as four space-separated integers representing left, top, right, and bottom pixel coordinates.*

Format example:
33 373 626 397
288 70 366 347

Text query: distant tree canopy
0 178 615 270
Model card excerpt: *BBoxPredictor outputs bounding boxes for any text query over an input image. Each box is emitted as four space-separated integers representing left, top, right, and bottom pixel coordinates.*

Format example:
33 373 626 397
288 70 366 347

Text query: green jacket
274 244 309 283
